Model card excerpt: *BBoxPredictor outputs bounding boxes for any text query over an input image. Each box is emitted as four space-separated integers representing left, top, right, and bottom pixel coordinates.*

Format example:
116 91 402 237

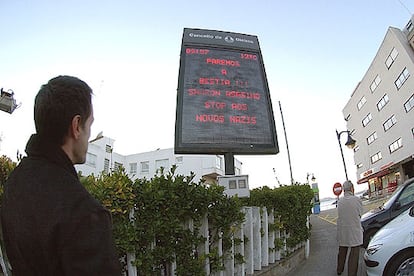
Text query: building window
377 94 389 111
114 162 122 171
156 159 169 171
412 128 414 138
235 167 241 175
229 180 237 189
370 75 381 93
395 68 410 90
141 161 149 173
367 132 378 145
238 179 247 189
404 94 414 112
357 96 366 110
357 163 363 169
389 138 402 153
130 162 137 174
383 115 397 132
86 152 97 167
216 155 223 170
362 113 372 127
353 145 360 152
104 158 110 173
385 47 399 69
406 20 414 32
175 156 183 163
371 152 382 164
105 144 112 153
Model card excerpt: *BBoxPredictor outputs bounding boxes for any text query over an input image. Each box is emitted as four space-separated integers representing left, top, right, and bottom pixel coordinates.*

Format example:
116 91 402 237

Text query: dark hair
34 75 93 145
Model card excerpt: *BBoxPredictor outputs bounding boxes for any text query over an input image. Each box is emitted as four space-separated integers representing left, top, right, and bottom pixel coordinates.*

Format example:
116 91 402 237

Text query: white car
364 205 414 275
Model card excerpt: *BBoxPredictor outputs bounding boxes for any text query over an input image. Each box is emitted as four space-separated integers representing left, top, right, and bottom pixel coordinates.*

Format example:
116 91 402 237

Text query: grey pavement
286 213 366 276
287 199 387 276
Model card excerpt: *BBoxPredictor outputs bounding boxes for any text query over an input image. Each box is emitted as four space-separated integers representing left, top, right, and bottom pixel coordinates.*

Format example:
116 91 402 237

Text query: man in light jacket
336 180 363 276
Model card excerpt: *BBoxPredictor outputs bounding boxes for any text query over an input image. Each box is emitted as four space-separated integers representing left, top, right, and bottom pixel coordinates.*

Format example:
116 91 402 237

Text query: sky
1 0 414 199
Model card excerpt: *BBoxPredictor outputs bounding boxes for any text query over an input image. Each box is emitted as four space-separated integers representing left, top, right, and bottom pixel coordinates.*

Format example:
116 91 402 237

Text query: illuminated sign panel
175 28 279 154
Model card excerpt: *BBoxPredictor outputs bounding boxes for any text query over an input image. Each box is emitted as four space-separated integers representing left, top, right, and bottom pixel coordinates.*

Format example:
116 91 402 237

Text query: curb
253 246 305 276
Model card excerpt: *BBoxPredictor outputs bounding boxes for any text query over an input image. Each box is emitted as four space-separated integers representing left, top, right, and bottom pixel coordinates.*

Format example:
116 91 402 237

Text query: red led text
199 78 231 86
186 48 210 55
204 101 226 109
229 116 257 124
226 91 260 100
231 103 248 110
196 114 225 123
240 53 257 60
206 58 240 67
188 89 221 97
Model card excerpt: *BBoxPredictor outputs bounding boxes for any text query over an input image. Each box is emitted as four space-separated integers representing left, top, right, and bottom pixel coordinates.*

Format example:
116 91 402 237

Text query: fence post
243 207 254 274
261 207 269 267
252 207 262 271
224 235 235 276
268 209 275 264
198 214 210 275
127 209 137 276
234 223 245 275
219 231 224 276
0 245 9 276
275 216 281 261
211 229 224 276
305 215 310 259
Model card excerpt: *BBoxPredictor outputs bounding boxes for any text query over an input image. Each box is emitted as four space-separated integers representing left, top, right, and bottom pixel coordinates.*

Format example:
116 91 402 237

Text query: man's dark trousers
337 246 360 276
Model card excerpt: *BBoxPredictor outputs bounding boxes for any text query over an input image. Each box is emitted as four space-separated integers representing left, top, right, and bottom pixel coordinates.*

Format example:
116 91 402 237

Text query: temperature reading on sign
240 53 257 60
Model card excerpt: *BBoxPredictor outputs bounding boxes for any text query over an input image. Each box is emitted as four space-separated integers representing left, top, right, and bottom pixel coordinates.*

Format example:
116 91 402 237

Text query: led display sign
175 28 279 154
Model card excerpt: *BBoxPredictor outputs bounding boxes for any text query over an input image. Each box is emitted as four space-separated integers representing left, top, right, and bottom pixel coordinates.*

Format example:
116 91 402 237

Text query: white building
343 16 414 195
75 135 243 186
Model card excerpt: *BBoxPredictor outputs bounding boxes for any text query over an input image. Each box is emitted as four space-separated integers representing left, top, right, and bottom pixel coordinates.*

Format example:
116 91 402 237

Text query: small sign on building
218 175 250 198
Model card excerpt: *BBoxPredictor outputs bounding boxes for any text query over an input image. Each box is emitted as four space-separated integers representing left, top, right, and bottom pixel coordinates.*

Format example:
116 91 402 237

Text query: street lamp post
306 172 316 184
336 129 356 181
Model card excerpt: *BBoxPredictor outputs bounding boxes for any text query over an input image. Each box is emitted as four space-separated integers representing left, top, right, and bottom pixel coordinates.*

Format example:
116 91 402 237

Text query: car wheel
384 250 414 276
363 228 378 248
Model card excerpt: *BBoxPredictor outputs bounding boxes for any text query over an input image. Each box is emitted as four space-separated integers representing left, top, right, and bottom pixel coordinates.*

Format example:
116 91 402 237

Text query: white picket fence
126 206 309 276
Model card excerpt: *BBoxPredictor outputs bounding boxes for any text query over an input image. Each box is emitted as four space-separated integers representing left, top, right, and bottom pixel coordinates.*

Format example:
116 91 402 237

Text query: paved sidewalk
287 198 387 276
286 214 364 276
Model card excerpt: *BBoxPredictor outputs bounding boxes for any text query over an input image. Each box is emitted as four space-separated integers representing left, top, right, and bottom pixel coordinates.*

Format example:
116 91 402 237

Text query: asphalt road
286 198 387 276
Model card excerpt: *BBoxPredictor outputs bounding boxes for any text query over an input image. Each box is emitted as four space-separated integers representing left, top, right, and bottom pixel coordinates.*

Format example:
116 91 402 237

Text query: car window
397 182 414 207
383 184 405 210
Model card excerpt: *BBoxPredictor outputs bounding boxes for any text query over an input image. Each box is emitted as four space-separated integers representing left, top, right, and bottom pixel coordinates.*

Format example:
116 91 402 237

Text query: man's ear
70 115 82 139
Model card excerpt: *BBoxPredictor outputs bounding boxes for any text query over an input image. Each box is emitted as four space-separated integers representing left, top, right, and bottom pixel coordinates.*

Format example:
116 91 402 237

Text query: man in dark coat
1 76 121 275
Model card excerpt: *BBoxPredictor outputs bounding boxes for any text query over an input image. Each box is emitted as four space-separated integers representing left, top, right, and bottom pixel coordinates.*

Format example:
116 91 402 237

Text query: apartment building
75 135 243 186
343 16 414 195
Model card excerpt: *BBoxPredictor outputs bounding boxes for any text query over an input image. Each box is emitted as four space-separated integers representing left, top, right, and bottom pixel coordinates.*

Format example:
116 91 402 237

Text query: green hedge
81 166 245 275
0 155 17 208
81 167 313 274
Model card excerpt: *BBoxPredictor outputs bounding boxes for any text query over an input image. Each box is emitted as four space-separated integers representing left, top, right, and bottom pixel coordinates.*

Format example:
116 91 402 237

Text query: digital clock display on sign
175 28 278 154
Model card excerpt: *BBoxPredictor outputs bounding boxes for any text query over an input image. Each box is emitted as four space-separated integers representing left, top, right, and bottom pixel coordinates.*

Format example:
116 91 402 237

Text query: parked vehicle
364 205 414 275
360 189 369 200
361 177 414 248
